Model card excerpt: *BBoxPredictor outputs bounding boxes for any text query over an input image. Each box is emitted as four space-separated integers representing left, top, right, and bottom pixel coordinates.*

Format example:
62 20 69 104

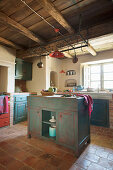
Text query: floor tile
98 157 113 169
0 122 113 170
83 153 100 163
76 158 91 169
108 153 113 161
88 163 106 170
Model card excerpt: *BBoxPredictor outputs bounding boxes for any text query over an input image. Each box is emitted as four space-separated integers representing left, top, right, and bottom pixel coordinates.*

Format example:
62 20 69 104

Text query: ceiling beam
16 20 113 59
38 0 75 34
0 11 45 44
63 52 73 58
38 0 97 56
0 37 21 49
86 43 97 56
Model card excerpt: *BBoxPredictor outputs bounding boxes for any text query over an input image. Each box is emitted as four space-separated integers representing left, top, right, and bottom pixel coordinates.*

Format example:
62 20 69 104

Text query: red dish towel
76 94 93 118
0 96 4 113
3 96 8 113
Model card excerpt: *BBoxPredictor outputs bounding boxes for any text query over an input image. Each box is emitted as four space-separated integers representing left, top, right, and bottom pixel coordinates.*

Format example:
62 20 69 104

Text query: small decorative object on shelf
65 79 76 87
49 116 56 137
66 70 76 75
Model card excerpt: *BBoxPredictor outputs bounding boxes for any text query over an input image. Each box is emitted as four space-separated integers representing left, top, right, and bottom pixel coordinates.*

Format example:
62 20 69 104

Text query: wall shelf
66 70 76 76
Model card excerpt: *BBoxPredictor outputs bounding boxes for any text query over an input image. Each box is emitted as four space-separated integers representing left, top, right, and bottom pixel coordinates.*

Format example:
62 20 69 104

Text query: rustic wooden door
57 112 75 148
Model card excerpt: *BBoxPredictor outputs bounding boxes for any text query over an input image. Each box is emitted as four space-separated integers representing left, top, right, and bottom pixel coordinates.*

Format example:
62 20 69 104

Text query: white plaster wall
46 56 61 89
26 56 62 94
26 57 46 94
0 45 15 92
0 66 8 92
26 49 113 92
59 49 113 90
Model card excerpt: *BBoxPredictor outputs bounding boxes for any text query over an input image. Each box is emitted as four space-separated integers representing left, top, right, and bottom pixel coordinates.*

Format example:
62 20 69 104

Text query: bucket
49 127 56 137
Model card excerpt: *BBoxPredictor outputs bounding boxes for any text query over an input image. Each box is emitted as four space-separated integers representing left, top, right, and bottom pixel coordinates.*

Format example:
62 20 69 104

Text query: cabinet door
57 112 75 147
29 108 41 136
15 59 32 80
25 62 32 80
15 61 23 79
91 99 109 127
14 102 27 124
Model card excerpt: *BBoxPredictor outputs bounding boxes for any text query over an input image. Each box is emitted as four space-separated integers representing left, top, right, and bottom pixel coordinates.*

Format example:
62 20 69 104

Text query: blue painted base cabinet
13 95 29 124
28 96 90 157
90 99 109 127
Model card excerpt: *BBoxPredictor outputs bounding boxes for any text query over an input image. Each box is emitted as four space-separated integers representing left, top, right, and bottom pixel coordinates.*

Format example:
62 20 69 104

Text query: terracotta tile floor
0 123 113 170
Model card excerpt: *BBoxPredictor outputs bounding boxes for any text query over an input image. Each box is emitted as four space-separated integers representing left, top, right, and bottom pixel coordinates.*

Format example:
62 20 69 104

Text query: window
84 62 113 89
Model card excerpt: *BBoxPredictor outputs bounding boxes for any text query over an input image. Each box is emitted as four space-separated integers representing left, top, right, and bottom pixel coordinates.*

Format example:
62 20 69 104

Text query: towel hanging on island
3 96 8 113
0 96 8 114
76 94 93 118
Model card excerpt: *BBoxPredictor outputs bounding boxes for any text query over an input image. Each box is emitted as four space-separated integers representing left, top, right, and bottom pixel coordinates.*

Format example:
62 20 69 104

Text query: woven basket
41 91 55 96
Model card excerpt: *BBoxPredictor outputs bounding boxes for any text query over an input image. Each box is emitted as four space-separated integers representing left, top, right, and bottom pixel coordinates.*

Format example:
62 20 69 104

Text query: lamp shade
60 70 65 73
49 51 64 58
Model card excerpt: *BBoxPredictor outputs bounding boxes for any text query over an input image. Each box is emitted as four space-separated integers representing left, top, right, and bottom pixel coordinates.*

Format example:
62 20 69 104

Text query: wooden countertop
3 92 37 95
56 92 113 100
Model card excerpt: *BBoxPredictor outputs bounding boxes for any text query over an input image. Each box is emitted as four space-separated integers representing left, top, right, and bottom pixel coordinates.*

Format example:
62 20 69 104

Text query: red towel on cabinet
3 96 8 113
0 96 4 113
76 94 93 118
0 96 8 114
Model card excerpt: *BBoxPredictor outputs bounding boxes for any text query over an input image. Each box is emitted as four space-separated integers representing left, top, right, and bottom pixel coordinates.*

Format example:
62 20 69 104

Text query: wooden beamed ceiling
0 37 21 49
0 11 45 44
16 20 113 58
0 0 112 57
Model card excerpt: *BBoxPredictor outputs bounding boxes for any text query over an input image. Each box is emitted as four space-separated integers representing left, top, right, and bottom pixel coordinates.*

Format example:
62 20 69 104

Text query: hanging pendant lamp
49 51 64 59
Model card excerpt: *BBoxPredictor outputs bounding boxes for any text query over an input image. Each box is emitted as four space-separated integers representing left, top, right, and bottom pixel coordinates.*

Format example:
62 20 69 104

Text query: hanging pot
37 57 43 68
72 49 78 63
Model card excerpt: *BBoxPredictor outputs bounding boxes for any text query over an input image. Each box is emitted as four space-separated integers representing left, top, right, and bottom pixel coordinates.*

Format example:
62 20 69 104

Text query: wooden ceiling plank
0 0 33 16
16 20 113 58
38 0 75 34
0 11 45 44
0 37 21 49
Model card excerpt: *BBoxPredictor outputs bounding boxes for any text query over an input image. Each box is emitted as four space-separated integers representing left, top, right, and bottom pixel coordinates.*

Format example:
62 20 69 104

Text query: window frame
86 62 113 90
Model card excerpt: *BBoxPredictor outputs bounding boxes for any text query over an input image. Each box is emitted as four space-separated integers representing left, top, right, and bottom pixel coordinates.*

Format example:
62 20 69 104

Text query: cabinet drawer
0 117 10 127
15 96 27 102
0 113 9 119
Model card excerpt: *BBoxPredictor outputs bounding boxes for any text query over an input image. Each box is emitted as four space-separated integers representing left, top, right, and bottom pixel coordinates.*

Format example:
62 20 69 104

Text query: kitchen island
27 95 90 157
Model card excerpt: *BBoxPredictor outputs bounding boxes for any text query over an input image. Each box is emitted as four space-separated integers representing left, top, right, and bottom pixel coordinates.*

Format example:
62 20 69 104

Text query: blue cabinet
15 58 32 80
13 95 29 124
90 99 109 127
14 102 27 124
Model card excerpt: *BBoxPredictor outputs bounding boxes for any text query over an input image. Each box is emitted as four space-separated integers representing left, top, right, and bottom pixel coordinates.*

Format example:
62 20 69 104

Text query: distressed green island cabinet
27 96 90 156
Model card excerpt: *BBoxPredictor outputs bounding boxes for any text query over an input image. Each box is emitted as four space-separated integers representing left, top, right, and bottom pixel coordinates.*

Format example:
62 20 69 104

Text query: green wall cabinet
15 58 32 80
90 99 109 127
